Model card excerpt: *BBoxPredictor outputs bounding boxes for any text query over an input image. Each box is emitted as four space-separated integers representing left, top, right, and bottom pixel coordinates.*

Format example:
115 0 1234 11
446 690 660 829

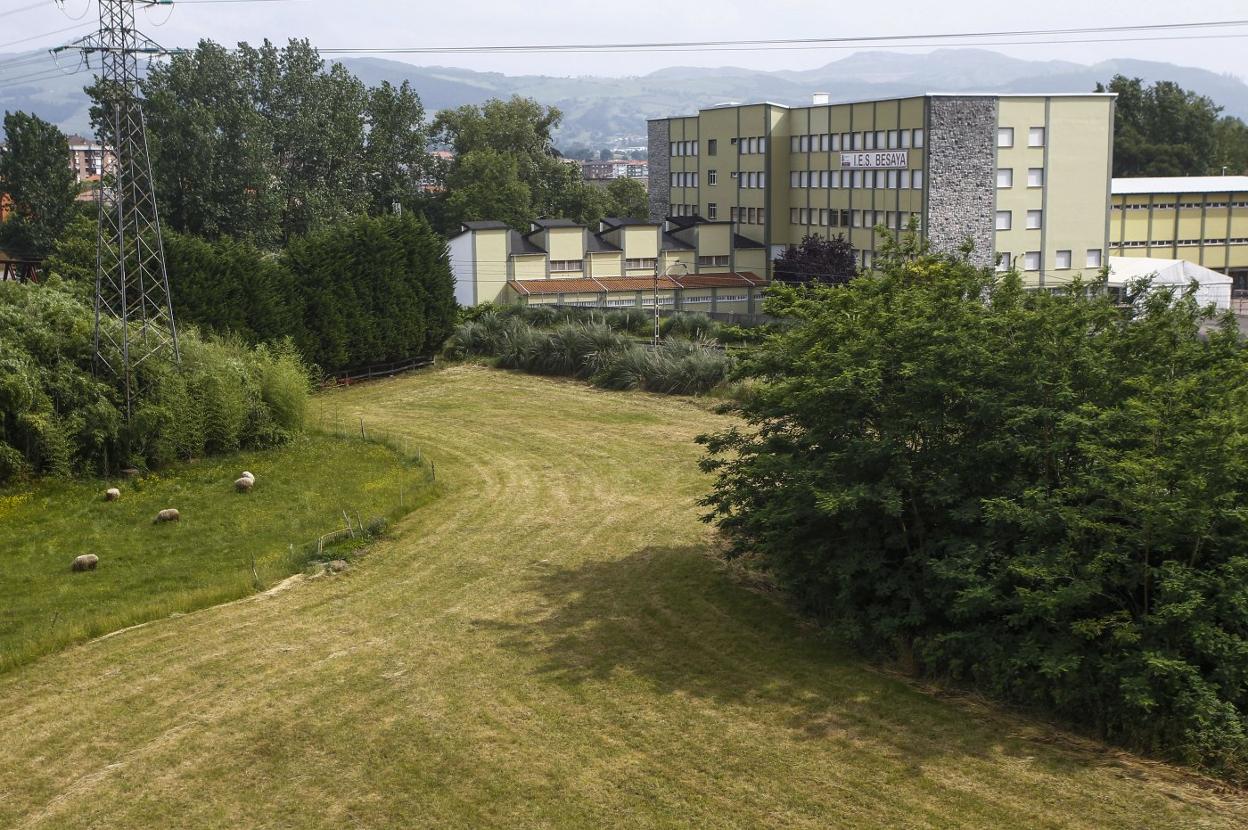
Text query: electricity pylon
53 1 178 416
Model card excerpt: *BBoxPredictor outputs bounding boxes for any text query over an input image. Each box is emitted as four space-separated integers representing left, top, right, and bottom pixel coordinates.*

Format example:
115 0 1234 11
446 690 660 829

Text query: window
997 168 1013 188
830 170 842 188
747 172 757 188
852 132 863 150
730 207 738 222
852 210 862 228
747 137 757 154
1086 248 1103 268
799 135 810 152
852 170 864 189
550 259 584 273
996 252 1011 272
831 133 842 151
758 137 767 153
758 172 766 187
995 210 1012 230
790 208 799 224
819 208 829 226
1028 127 1046 147
1023 251 1041 271
707 139 717 156
913 129 925 148
1026 210 1043 230
911 169 923 189
875 130 886 149
820 134 830 152
707 202 718 220
887 170 898 189
698 255 729 267
790 136 800 153
1028 167 1045 187
691 141 698 156
757 208 765 224
625 257 657 269
670 142 678 156
708 169 717 186
1055 250 1072 269
888 130 899 149
747 207 757 224
900 129 911 149
790 171 799 188
998 127 1014 147
799 171 809 188
819 171 829 188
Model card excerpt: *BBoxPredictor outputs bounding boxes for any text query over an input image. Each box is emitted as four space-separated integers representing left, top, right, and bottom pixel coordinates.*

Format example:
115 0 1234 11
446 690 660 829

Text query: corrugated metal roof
1112 176 1248 195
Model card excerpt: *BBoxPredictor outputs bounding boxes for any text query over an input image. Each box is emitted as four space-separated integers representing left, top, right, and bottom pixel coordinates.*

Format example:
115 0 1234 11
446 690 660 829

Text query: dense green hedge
48 213 456 374
699 241 1248 777
0 279 309 484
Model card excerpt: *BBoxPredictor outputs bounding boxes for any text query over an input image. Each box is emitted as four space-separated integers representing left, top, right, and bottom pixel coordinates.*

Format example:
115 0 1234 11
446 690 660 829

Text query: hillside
4 48 1247 146
0 366 1243 828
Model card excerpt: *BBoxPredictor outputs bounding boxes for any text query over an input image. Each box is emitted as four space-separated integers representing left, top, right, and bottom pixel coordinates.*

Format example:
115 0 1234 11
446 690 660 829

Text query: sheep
240 471 255 483
154 508 181 524
234 477 254 493
104 488 121 502
72 554 99 572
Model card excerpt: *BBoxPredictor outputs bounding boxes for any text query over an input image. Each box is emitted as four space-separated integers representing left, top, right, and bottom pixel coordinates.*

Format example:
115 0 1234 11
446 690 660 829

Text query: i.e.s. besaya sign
839 151 910 169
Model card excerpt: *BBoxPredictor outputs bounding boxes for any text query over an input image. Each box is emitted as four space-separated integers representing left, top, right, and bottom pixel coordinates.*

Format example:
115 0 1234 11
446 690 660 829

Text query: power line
318 19 1248 55
0 1 45 20
0 23 91 52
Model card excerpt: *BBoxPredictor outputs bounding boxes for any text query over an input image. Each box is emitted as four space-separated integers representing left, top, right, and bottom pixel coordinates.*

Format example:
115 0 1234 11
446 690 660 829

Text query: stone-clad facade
925 96 998 269
647 119 671 222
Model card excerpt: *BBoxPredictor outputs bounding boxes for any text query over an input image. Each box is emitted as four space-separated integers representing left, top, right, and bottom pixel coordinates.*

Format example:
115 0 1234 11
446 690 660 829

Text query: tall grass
444 317 732 395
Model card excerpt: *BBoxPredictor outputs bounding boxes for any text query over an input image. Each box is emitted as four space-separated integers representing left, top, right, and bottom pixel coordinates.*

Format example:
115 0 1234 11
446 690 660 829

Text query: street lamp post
653 261 689 347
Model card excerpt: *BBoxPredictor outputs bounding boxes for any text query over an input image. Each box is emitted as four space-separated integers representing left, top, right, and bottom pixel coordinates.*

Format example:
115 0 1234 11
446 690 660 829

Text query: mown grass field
0 433 432 673
0 365 1244 828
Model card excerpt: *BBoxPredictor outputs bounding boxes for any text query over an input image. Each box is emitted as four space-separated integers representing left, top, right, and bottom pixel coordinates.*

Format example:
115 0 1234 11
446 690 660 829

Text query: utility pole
53 1 179 417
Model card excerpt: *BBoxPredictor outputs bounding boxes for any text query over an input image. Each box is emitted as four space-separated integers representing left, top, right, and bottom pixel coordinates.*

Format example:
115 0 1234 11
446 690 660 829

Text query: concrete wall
926 96 998 268
448 232 476 307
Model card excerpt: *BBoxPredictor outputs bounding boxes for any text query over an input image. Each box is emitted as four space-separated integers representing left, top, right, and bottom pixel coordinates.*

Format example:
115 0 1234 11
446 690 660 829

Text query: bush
0 280 312 484
660 312 718 340
698 239 1248 777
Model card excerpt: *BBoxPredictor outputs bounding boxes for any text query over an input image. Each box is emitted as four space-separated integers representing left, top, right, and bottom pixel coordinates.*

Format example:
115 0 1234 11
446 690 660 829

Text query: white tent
1107 256 1232 312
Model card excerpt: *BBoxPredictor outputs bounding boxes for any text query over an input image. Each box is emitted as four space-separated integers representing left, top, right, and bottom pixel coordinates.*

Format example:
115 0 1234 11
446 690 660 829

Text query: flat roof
649 92 1116 121
1112 176 1248 195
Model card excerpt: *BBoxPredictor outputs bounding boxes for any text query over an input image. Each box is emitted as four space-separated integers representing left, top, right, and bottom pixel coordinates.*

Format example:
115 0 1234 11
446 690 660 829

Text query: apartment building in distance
649 92 1116 286
449 216 768 312
66 134 113 184
582 158 649 183
1109 176 1248 292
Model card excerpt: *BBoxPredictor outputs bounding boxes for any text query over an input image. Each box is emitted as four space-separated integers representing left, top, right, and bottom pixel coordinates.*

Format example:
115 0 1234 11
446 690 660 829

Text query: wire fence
320 356 435 388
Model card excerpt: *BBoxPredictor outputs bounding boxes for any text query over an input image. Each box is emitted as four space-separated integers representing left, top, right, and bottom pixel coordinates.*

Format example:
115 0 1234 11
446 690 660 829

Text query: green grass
0 432 436 673
0 365 1243 828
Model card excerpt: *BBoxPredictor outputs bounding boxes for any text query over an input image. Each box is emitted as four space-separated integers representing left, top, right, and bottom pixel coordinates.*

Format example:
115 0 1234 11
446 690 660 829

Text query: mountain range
3 48 1247 147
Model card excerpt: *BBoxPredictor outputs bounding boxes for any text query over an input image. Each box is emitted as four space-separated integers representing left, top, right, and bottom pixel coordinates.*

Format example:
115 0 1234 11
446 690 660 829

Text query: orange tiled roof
509 272 765 296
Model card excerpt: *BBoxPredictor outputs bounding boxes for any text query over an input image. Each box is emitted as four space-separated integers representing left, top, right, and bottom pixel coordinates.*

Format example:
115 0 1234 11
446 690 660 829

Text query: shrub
605 308 650 335
0 280 312 484
698 238 1248 777
660 312 718 341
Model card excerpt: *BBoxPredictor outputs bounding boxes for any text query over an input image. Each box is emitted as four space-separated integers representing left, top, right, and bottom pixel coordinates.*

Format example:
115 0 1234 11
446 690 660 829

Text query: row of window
670 204 697 218
998 127 1046 148
736 136 766 155
1115 201 1248 210
790 129 924 154
698 255 730 267
729 206 766 225
997 167 1045 188
1115 238 1248 248
790 208 920 230
624 257 657 269
670 172 700 187
995 209 1044 231
550 259 584 272
789 169 925 190
669 141 699 157
997 249 1103 272
737 171 767 189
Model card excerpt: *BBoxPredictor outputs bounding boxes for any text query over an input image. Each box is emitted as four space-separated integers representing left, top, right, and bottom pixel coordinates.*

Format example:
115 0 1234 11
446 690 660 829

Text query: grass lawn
0 365 1244 828
0 433 434 673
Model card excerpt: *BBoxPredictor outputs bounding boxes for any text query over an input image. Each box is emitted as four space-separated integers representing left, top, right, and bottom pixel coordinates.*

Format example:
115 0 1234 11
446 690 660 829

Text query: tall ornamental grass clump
0 280 311 484
698 236 1248 778
443 317 732 395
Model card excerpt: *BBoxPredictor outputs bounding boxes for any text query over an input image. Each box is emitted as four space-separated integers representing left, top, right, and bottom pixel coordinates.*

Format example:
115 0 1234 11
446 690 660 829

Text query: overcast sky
6 0 1248 79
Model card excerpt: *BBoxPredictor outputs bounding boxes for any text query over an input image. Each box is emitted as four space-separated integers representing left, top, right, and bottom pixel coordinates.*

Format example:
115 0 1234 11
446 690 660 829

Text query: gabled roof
460 220 511 232
531 218 584 229
587 234 622 253
509 230 546 255
733 233 765 250
600 217 655 229
660 232 695 251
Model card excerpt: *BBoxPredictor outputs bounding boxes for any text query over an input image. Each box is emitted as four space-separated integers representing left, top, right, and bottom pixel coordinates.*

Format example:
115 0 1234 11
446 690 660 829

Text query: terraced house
649 92 1116 286
448 217 769 313
1109 176 1248 293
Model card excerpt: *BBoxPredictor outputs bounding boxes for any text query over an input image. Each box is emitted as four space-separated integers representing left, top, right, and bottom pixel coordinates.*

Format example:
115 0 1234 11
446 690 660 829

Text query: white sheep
240 471 256 483
234 477 254 493
104 488 121 502
72 554 99 572
154 508 181 523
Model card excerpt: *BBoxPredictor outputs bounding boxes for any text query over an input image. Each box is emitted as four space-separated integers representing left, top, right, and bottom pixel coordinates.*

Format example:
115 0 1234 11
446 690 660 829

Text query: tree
0 111 77 257
1095 75 1245 177
444 150 533 229
699 235 1248 774
364 81 430 215
599 148 613 161
772 233 857 284
1213 117 1248 175
604 177 648 219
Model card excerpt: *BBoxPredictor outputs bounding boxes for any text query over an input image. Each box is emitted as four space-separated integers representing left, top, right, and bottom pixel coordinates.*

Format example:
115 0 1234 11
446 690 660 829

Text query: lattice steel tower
56 1 178 415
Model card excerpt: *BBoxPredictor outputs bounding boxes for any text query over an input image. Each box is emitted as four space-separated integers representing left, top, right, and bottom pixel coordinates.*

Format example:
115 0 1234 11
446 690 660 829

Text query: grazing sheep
154 508 181 524
234 477 254 493
72 554 99 572
240 471 256 484
105 488 121 502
